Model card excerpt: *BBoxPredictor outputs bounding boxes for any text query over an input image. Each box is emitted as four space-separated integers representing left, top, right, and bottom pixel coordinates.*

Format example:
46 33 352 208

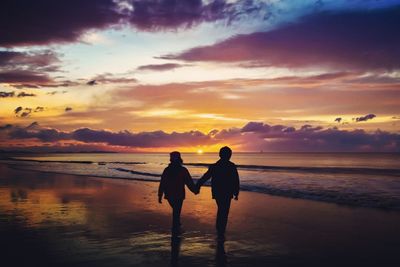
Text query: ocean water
3 152 400 210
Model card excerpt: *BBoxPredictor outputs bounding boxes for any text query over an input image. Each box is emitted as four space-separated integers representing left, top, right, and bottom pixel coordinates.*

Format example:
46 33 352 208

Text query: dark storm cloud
137 63 185 72
354 114 376 122
3 121 399 152
0 0 266 46
163 6 400 70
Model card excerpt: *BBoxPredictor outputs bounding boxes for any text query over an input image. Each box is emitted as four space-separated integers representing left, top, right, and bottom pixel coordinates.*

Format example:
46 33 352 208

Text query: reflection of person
216 239 227 267
196 146 240 239
170 235 181 267
158 151 198 234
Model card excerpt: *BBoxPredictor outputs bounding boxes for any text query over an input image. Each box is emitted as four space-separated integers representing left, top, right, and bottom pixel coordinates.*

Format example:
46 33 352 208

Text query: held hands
193 184 200 195
158 195 162 204
234 195 239 201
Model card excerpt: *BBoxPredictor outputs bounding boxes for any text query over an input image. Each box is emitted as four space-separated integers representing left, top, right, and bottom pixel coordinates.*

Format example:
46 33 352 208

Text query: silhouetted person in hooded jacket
196 146 240 239
158 151 198 234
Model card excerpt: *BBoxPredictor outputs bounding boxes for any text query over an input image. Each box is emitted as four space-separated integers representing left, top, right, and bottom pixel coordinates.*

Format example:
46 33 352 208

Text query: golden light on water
197 149 203 154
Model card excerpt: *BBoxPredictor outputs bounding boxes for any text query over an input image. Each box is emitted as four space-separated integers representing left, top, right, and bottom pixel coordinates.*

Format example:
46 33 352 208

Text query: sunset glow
1 1 399 152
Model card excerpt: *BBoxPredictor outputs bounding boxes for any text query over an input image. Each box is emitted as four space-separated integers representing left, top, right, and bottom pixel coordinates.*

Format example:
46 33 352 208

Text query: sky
1 0 400 152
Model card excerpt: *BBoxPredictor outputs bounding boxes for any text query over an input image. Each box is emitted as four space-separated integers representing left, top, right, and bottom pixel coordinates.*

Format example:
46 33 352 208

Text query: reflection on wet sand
171 234 181 266
1 164 400 267
215 239 227 267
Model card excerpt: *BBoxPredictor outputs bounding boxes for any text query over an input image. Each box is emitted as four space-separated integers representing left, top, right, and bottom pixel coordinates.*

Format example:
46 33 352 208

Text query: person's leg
168 198 183 231
215 197 232 237
173 199 183 229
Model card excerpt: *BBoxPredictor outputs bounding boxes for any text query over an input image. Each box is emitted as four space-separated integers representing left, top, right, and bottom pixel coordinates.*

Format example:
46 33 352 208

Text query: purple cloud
354 114 376 122
2 121 399 152
0 0 120 46
0 50 63 87
137 63 185 72
0 91 15 98
162 6 400 71
1 0 266 46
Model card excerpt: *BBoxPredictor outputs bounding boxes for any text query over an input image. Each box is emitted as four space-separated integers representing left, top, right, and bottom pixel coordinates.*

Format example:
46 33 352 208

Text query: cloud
19 111 31 118
0 124 12 131
2 121 399 152
0 0 120 47
17 92 36 97
86 80 97 86
0 50 65 88
26 122 40 129
0 91 15 98
14 106 23 114
13 106 45 118
335 117 342 123
232 121 400 152
136 63 185 72
0 91 36 98
354 114 376 122
111 76 400 121
0 0 266 46
65 107 73 112
162 6 400 71
34 106 44 112
47 90 67 95
86 73 137 85
125 0 267 31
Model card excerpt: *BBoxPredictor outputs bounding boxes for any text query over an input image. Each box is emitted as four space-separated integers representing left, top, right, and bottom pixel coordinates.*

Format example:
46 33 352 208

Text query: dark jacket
158 163 196 200
197 159 240 199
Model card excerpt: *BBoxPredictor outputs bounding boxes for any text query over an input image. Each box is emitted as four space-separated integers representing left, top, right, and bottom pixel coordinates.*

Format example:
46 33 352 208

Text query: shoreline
1 164 400 266
3 161 400 212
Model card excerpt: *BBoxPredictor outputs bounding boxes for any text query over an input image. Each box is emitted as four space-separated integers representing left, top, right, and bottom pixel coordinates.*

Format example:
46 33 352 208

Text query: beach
1 163 399 267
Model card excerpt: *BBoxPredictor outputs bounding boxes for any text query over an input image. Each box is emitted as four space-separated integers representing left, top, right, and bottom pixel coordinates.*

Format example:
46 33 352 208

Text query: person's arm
158 169 167 203
233 165 240 200
197 165 213 188
183 168 198 194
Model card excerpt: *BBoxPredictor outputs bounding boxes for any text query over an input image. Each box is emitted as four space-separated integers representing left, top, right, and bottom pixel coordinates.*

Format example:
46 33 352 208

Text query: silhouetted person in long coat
158 151 198 234
197 146 240 239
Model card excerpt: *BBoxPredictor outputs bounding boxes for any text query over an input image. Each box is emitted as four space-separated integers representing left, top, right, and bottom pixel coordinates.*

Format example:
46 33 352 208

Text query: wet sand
0 163 399 267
